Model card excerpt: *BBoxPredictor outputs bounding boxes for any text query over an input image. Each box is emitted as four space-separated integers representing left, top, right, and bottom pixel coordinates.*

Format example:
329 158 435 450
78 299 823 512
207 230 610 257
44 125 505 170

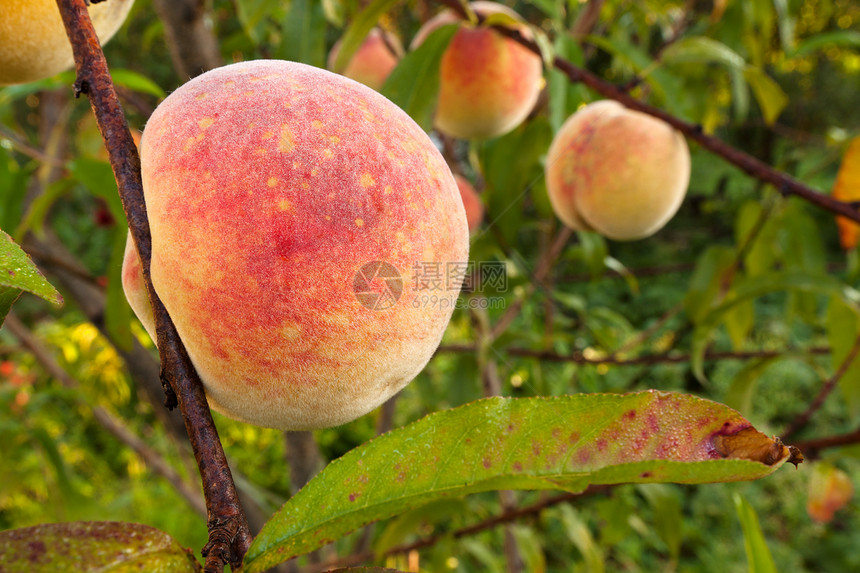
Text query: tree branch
55 1 250 569
782 331 860 439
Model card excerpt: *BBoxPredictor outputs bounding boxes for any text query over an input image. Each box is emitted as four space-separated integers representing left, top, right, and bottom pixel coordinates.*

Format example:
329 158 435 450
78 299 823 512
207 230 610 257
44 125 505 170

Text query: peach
0 0 135 85
411 1 543 140
455 175 484 233
122 60 469 430
327 28 403 92
545 100 690 241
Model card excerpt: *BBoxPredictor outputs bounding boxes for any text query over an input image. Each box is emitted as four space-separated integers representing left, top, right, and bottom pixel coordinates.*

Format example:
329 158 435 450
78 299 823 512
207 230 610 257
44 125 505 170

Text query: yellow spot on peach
329 135 341 144
278 199 292 211
195 93 207 100
198 117 215 130
301 182 310 189
280 322 301 341
279 124 295 153
311 120 323 130
262 130 274 140
311 167 319 176
183 137 196 151
355 218 364 227
196 133 205 142
324 215 331 221
323 149 334 159
384 186 393 195
267 177 278 188
360 173 375 188
254 148 267 156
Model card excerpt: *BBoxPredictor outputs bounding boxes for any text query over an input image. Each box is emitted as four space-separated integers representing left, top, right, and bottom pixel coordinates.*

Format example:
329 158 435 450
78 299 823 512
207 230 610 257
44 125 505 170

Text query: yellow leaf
832 136 860 250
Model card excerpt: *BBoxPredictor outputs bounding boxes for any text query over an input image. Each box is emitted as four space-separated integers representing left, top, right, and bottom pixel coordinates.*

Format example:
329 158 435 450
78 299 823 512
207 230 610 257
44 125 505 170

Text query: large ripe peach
123 60 469 430
411 1 543 140
0 0 135 85
455 175 484 233
327 28 403 92
545 100 691 241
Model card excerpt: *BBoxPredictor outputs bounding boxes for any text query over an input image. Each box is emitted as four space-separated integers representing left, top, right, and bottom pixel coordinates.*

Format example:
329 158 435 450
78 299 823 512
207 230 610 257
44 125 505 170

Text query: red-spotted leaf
243 391 799 572
0 521 200 572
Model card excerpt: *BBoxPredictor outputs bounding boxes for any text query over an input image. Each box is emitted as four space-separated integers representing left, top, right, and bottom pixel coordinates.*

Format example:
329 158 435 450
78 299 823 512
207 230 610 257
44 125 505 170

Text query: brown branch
303 486 610 572
55 1 250 570
151 0 221 80
782 331 860 439
436 344 830 366
3 313 208 518
433 0 860 224
793 427 860 459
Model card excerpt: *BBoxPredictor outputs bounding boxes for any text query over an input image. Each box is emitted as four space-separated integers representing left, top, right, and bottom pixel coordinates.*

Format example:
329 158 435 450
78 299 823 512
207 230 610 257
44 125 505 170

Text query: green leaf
684 245 736 324
331 0 399 73
0 286 22 326
66 159 126 226
105 229 134 351
0 146 30 233
0 521 200 572
690 271 860 382
277 0 328 67
236 0 281 44
827 296 860 420
790 30 860 58
381 24 458 131
478 118 553 246
660 36 746 70
724 357 782 415
0 229 63 316
638 484 683 562
244 391 793 572
110 69 166 99
734 494 778 573
743 66 788 125
556 504 604 572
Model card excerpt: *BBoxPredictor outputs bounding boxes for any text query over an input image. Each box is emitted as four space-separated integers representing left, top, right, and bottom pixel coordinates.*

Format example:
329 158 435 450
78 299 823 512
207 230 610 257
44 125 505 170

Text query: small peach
123 60 469 430
545 100 690 241
455 175 484 233
328 28 403 92
0 0 135 85
411 1 543 140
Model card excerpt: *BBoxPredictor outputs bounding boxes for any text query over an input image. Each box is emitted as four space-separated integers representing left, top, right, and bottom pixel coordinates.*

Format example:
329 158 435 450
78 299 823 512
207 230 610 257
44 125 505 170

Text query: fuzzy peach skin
123 60 469 430
327 28 403 92
545 100 691 241
0 0 134 85
411 1 543 140
455 175 484 233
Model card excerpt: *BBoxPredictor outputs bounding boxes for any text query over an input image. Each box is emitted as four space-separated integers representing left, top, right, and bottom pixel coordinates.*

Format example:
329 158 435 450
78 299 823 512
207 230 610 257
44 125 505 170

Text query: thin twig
55 1 250 569
782 331 860 439
793 427 860 458
435 344 830 366
490 227 573 340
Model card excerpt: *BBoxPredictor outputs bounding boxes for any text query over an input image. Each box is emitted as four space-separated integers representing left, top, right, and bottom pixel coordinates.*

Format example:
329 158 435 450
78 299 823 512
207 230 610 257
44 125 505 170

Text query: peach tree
1 0 858 572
